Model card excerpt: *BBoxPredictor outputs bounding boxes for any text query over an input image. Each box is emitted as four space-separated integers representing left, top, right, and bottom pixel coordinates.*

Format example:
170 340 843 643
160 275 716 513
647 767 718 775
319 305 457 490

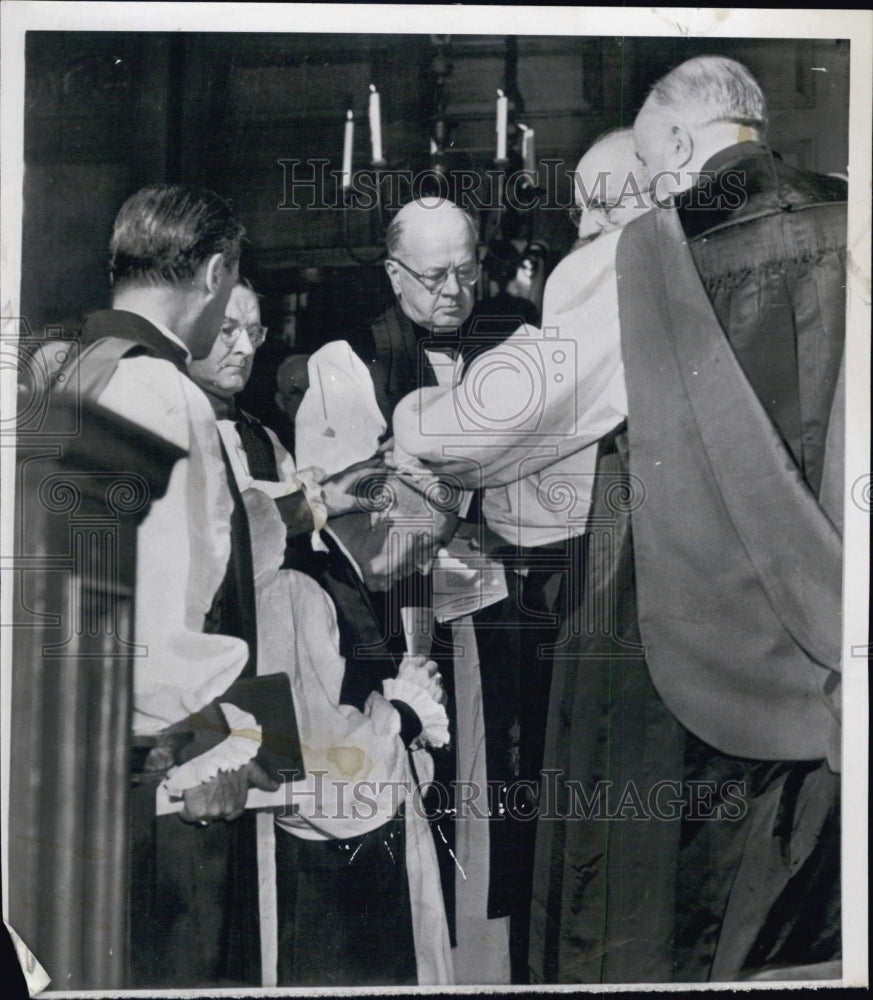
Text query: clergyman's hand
179 759 280 825
321 456 388 517
398 653 447 706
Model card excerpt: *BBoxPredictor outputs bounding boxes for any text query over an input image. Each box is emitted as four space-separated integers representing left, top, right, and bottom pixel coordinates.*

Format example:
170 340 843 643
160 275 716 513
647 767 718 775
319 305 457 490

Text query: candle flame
497 89 504 98
369 83 377 93
346 109 353 120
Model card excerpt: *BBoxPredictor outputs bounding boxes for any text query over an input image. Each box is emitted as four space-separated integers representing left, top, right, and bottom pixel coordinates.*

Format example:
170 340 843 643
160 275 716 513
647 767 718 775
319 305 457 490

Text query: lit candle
430 137 439 156
341 109 354 191
496 89 508 161
369 84 383 164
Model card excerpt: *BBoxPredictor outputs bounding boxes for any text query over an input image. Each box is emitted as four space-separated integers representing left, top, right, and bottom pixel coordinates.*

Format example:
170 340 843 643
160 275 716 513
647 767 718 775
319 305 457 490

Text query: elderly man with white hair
616 54 845 984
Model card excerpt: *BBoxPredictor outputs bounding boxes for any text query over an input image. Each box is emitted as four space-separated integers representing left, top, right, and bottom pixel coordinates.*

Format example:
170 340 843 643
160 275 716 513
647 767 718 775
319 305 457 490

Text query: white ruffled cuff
382 677 450 749
161 703 262 797
299 471 329 553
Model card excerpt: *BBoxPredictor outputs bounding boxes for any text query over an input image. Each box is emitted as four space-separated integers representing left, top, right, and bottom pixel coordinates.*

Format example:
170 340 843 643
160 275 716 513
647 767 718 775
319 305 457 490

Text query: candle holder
336 36 543 266
341 162 390 264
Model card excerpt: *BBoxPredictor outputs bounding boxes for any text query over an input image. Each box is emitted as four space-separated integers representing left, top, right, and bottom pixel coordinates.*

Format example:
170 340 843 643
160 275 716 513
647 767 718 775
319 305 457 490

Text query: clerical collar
80 309 191 372
696 140 774 179
148 318 193 364
115 311 192 364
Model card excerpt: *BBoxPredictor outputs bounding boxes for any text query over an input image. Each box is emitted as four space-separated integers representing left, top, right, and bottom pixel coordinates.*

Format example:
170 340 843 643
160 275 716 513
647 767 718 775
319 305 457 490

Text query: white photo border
1 3 869 995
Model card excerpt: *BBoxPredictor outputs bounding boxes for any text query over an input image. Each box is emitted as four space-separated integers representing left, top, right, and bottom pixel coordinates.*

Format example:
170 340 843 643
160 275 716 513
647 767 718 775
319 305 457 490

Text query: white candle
520 124 536 174
369 84 383 164
341 110 354 191
496 89 508 161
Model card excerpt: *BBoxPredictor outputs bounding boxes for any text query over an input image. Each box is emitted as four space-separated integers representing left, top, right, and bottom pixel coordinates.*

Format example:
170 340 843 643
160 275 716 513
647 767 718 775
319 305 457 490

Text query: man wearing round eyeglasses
384 199 480 334
189 282 364 533
191 283 268 401
340 197 480 424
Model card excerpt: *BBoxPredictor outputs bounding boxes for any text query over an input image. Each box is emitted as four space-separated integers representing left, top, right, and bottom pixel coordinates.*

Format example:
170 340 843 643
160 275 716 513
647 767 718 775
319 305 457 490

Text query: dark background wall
21 32 850 339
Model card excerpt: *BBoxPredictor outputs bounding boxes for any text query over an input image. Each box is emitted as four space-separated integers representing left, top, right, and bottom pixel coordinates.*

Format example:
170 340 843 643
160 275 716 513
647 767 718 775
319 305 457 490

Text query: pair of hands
179 758 279 825
398 652 447 706
181 661 445 825
321 452 390 518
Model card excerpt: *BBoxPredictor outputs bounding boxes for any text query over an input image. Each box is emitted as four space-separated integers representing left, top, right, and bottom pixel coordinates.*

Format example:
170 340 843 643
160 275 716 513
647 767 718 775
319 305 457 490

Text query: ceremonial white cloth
295 340 387 476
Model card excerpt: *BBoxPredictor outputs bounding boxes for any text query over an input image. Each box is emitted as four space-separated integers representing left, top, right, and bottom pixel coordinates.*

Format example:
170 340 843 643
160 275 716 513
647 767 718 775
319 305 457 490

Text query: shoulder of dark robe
78 309 190 371
466 290 539 327
676 142 847 498
37 309 190 403
676 141 847 240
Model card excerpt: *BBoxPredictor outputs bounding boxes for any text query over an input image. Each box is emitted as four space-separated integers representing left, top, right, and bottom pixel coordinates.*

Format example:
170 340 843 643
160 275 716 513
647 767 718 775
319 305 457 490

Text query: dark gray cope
531 143 845 983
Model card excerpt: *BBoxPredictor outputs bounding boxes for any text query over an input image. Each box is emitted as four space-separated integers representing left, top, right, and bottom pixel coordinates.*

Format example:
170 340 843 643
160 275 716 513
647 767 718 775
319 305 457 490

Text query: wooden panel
19 32 850 315
517 54 587 114
226 62 373 119
446 52 505 114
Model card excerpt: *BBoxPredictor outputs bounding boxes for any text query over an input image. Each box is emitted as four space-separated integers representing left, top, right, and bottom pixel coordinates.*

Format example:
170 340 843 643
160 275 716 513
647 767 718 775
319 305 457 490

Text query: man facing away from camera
612 54 844 982
396 56 846 984
67 185 301 987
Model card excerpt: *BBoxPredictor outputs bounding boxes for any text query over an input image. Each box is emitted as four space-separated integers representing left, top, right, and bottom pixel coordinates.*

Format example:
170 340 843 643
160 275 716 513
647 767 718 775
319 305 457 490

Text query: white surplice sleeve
96 356 248 734
393 229 628 489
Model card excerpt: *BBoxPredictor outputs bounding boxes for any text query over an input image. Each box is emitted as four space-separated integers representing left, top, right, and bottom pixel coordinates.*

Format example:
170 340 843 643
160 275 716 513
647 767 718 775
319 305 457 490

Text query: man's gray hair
385 198 479 257
647 56 768 136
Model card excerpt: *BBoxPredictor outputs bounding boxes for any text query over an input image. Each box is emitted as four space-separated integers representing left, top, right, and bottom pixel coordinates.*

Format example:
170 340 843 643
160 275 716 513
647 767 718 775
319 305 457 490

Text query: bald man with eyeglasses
340 196 482 422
